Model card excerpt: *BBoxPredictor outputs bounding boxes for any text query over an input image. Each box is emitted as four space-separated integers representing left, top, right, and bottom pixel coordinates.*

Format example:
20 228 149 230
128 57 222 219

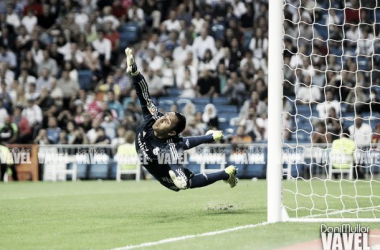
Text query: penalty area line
109 222 271 250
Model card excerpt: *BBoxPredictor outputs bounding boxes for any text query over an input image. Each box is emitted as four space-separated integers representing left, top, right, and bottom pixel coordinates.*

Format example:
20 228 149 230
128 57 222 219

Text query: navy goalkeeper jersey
132 73 214 191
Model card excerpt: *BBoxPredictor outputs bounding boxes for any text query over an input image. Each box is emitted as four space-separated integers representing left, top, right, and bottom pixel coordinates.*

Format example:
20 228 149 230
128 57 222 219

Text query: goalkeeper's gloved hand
206 130 224 142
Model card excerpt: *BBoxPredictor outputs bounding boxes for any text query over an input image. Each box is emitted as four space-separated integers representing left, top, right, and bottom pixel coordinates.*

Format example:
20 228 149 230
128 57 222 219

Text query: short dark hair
174 112 186 135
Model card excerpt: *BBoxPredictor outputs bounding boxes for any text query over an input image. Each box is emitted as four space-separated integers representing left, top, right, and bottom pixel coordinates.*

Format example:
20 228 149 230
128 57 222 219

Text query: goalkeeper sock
189 171 229 189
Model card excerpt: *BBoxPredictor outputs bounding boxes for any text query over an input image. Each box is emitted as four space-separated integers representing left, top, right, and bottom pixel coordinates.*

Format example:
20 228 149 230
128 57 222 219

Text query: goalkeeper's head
152 112 186 139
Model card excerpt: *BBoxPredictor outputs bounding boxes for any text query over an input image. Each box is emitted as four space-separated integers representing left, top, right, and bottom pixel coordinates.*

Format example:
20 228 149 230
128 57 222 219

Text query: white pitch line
110 206 380 249
110 222 271 250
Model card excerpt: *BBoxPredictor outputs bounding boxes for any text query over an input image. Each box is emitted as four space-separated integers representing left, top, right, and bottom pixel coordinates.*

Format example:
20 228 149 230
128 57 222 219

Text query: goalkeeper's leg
169 165 238 189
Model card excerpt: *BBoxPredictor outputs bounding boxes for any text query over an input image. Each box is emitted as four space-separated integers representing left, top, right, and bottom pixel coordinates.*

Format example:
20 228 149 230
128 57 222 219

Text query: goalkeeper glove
206 130 224 142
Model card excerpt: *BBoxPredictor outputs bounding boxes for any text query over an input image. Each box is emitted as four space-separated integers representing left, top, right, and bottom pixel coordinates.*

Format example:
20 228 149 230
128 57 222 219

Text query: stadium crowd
0 0 378 149
0 0 270 146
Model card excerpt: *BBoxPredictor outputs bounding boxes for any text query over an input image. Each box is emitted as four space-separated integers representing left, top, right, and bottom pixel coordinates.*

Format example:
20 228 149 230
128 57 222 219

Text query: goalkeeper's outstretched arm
125 48 159 120
182 130 224 150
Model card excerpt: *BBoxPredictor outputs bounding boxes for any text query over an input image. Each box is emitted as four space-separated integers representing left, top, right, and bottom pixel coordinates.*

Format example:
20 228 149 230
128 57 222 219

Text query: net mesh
282 0 380 219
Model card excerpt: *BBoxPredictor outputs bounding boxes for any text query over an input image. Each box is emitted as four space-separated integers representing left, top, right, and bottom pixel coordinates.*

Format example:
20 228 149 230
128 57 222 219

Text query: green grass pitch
1 180 380 250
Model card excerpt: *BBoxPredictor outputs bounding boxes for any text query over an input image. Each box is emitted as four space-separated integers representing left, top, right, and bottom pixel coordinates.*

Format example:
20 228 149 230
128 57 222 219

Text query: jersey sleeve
131 73 159 120
180 134 215 150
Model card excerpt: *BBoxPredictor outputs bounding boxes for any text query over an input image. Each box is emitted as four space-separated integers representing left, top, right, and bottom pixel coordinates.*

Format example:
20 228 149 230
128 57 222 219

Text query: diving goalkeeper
124 48 237 191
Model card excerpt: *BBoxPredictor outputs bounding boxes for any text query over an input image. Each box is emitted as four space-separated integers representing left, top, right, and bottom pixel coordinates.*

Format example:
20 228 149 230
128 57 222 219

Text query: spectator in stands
255 112 268 141
107 90 123 121
181 101 196 118
325 107 341 141
296 75 321 104
178 67 197 98
0 45 16 70
21 9 37 34
372 124 380 148
145 68 164 100
12 106 31 143
312 121 332 143
146 49 163 72
357 26 374 56
240 2 254 39
198 49 217 73
62 13 81 38
140 0 161 29
163 10 181 32
91 29 111 75
25 82 40 101
104 21 120 64
49 78 63 106
74 7 89 32
165 31 179 52
249 27 268 60
35 87 54 111
73 104 85 125
46 117 60 144
48 43 64 68
57 70 80 105
18 68 36 87
111 125 126 148
0 82 12 113
231 0 247 18
173 38 192 67
128 2 145 29
192 28 216 60
114 68 131 100
58 130 68 144
349 115 373 148
34 129 50 145
345 0 360 24
194 111 207 134
345 83 367 112
317 90 340 118
191 10 205 35
94 127 110 145
6 4 20 29
202 104 219 129
216 63 228 95
234 91 266 126
357 89 380 114
223 71 247 106
63 61 78 82
36 68 54 92
231 125 252 144
0 115 17 143
67 121 88 145
16 25 31 51
67 43 84 69
196 69 217 97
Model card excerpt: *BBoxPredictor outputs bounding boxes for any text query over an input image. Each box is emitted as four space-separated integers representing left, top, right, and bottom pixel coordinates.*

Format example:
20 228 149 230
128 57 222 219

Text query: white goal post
267 0 285 223
267 0 380 222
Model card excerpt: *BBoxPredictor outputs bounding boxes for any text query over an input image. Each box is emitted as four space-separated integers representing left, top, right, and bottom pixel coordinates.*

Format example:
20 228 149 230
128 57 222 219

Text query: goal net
277 0 380 222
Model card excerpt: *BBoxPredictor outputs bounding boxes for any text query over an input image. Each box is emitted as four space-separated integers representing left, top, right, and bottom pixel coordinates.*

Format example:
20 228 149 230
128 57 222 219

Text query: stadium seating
78 70 93 91
89 163 109 179
119 23 140 49
76 163 89 180
211 24 225 40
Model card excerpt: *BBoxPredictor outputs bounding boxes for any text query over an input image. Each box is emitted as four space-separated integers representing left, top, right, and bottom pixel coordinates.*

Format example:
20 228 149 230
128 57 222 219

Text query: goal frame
266 0 380 223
